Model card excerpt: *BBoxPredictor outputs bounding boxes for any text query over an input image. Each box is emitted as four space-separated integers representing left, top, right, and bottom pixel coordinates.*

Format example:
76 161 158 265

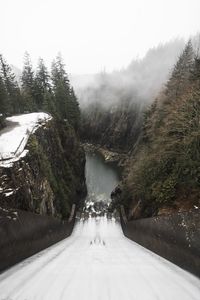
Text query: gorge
0 31 200 299
0 148 200 300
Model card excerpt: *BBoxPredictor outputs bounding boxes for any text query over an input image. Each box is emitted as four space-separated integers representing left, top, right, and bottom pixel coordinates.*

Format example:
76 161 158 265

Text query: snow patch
0 113 51 168
4 191 14 197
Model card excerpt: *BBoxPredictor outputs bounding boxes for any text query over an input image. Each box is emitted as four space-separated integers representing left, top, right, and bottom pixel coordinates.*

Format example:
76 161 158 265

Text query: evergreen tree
190 56 200 88
68 87 80 129
0 74 7 114
51 54 69 118
165 40 194 101
42 90 56 115
21 52 35 111
151 40 195 132
51 54 80 128
34 58 51 110
0 54 22 114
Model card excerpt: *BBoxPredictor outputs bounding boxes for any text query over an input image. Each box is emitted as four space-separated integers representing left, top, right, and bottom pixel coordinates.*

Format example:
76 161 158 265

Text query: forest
1 38 200 219
0 0 200 296
77 38 200 218
0 53 80 130
114 40 200 218
79 39 185 150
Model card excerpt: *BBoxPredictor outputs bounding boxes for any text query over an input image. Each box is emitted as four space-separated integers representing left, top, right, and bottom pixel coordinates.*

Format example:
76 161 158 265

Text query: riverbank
83 142 127 167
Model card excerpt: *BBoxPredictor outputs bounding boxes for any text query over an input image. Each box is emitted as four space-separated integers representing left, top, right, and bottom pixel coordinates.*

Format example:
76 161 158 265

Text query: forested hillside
118 40 200 219
78 39 185 151
0 52 86 220
0 53 80 130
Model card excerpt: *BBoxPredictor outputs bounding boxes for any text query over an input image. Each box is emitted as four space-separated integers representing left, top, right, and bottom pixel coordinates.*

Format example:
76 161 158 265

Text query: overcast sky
1 0 200 74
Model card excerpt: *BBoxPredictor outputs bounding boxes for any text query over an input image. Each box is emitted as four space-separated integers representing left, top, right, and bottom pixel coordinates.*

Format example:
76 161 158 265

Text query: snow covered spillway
0 113 52 167
0 217 199 300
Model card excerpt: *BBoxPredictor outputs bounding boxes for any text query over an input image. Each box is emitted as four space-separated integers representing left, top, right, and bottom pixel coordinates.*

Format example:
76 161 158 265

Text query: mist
77 35 200 151
72 39 186 109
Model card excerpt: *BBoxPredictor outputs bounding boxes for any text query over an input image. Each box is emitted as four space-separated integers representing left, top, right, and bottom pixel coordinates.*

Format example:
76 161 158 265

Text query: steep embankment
0 113 86 219
0 113 87 271
113 41 200 220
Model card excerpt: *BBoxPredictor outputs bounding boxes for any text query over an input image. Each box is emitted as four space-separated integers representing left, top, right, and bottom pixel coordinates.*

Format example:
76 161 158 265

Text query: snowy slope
0 216 199 300
0 113 51 167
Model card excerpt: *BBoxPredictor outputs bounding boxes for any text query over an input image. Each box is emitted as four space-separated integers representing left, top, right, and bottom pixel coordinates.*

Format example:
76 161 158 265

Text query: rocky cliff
0 118 87 219
81 100 143 152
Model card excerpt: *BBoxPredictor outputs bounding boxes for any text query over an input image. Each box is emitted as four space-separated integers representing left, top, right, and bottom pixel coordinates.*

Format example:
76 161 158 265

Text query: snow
0 216 199 300
4 191 14 197
0 113 51 168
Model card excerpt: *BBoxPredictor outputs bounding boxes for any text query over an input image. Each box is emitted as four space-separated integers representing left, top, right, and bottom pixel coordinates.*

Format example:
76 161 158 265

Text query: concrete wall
0 205 76 272
120 206 200 277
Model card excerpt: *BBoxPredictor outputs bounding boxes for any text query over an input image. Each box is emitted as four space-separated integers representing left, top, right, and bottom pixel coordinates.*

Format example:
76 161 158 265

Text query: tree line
122 40 200 218
0 53 80 130
80 39 185 151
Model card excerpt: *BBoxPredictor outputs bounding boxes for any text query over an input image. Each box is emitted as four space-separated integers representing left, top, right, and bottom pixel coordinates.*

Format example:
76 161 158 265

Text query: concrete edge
0 204 77 273
120 206 200 278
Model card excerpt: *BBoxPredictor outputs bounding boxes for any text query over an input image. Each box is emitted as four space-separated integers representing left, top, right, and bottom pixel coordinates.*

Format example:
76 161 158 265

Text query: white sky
1 0 200 74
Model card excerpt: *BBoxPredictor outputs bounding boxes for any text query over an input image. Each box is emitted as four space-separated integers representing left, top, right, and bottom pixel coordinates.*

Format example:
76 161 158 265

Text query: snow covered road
0 216 199 300
0 113 51 167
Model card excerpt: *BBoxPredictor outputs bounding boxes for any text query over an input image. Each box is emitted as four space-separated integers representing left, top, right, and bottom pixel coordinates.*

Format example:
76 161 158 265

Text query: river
83 151 120 215
0 152 199 300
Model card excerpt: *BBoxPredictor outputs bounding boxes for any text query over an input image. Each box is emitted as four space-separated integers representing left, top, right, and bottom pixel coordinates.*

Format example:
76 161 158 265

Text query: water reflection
84 151 120 215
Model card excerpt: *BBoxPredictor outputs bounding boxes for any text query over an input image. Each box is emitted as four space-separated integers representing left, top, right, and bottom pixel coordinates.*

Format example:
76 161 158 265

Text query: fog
72 39 186 109
10 35 200 112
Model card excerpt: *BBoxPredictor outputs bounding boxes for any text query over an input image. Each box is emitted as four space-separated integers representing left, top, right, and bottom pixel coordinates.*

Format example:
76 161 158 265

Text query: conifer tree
165 40 194 101
42 90 56 115
190 56 200 88
21 52 35 111
68 87 80 129
34 58 51 110
0 54 22 114
0 74 7 114
51 54 80 129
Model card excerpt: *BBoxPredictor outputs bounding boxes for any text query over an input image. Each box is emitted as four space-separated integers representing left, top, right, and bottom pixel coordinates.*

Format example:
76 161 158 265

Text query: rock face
81 102 143 153
0 119 87 219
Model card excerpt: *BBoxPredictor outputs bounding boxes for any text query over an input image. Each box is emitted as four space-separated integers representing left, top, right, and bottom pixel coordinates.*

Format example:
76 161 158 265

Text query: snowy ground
0 113 51 167
0 216 199 300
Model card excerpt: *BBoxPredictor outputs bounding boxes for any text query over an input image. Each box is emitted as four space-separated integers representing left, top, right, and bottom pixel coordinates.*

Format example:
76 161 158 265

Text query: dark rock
0 119 87 220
